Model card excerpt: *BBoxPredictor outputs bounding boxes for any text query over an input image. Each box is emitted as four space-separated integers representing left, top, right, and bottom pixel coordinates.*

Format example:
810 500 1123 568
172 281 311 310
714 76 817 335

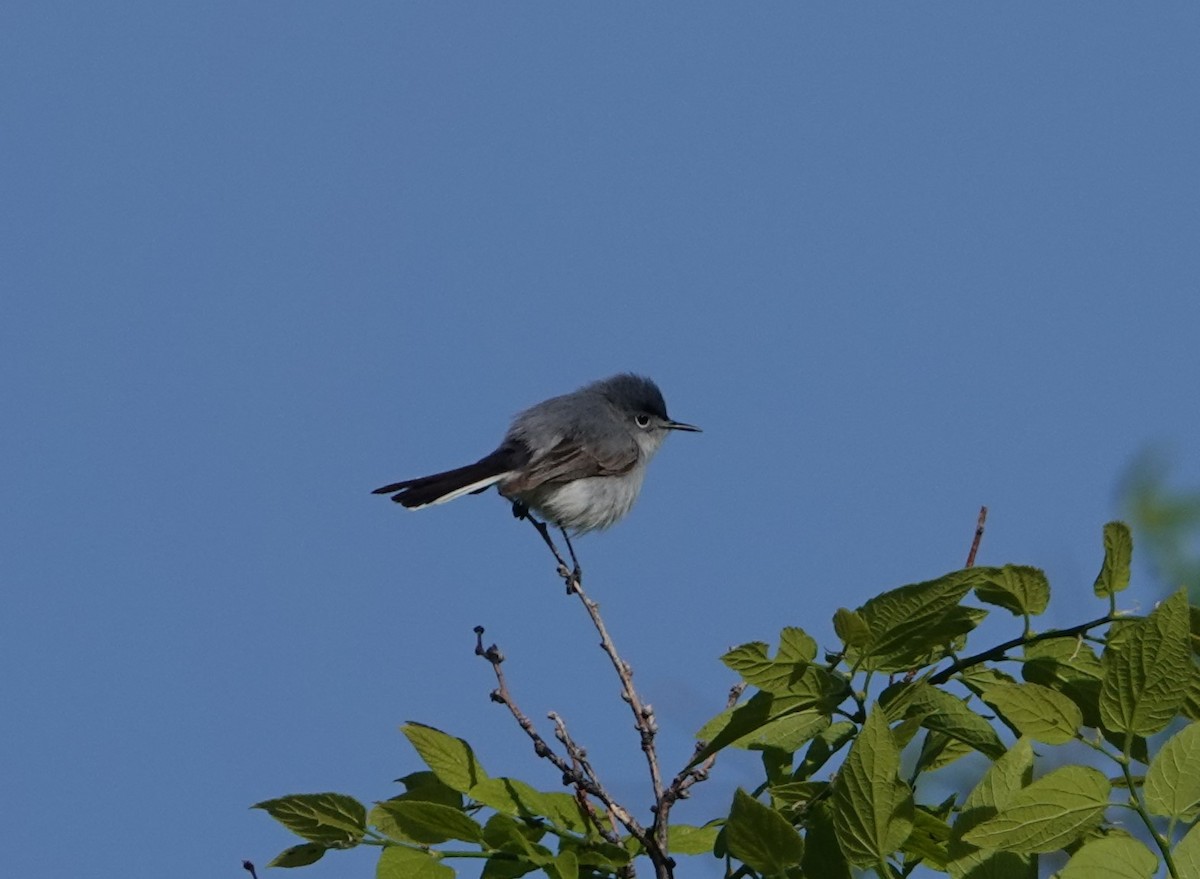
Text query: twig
927 614 1115 685
242 861 258 879
657 683 746 836
549 712 622 846
473 627 647 842
521 528 675 876
519 523 665 808
564 576 664 803
965 506 988 567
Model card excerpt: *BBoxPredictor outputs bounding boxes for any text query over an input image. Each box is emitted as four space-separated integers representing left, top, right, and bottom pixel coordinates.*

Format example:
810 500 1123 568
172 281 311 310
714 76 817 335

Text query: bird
373 374 699 562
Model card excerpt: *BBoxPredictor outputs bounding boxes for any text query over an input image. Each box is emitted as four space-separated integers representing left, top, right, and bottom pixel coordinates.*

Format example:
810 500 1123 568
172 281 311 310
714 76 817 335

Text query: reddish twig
965 505 988 567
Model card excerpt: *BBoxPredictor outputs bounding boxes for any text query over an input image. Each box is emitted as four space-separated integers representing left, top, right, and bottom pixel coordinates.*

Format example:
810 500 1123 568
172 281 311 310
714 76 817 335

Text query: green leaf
902 806 952 869
547 850 578 879
962 737 1034 813
1101 729 1151 765
725 788 804 875
693 684 842 764
668 823 720 855
1100 587 1192 735
530 792 590 836
557 837 630 870
734 709 830 752
1056 835 1158 878
957 665 1019 693
252 793 367 846
402 723 488 793
796 721 856 779
1184 661 1200 722
832 709 915 866
768 779 826 808
482 813 551 862
479 857 538 879
961 764 1110 854
369 803 408 843
720 630 822 695
694 693 774 759
1174 821 1200 879
947 737 1035 879
1107 617 1139 651
1022 637 1104 728
850 569 987 672
916 730 975 774
393 771 464 808
373 800 485 844
777 626 819 661
721 641 799 691
1145 722 1200 820
880 681 1005 758
973 565 1050 616
833 608 871 647
1094 521 1134 597
802 801 852 879
981 682 1083 745
760 745 792 785
376 846 454 879
266 843 326 868
470 777 588 833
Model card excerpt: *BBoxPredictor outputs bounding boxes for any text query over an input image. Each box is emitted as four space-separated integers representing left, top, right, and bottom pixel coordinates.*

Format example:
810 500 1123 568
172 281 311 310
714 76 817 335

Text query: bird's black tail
372 447 523 509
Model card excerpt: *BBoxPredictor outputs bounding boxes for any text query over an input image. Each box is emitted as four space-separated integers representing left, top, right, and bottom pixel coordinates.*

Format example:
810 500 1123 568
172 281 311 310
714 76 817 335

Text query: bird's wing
504 433 639 493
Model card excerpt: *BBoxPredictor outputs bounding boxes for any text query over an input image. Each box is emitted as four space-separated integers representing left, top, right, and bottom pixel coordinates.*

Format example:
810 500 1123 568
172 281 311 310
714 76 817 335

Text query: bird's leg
559 527 583 584
512 501 573 581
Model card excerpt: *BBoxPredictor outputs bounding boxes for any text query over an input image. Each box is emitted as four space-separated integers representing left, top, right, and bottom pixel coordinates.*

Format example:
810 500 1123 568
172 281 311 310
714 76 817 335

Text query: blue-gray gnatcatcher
373 374 699 561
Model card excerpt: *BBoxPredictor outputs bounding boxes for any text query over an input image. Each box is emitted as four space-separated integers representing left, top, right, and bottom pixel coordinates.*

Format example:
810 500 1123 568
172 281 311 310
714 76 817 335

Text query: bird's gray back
505 385 634 459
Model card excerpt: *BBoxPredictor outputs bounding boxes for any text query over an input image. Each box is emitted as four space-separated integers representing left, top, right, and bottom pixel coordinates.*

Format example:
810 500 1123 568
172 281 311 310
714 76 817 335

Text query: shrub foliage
255 522 1200 878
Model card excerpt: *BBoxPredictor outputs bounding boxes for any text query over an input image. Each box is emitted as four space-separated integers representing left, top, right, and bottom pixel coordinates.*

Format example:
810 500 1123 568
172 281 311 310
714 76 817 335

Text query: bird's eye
634 414 652 428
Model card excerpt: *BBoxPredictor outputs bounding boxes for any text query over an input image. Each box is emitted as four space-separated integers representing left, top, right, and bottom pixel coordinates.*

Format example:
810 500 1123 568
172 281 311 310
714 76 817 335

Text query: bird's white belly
531 471 646 534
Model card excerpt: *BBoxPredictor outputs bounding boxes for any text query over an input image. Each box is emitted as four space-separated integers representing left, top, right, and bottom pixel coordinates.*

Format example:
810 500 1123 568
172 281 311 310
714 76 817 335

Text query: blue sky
3 4 1199 877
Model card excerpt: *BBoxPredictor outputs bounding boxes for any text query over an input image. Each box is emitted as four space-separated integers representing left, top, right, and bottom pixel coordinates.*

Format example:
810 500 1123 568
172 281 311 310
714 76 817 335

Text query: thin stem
1116 753 1179 878
472 626 649 845
658 683 746 830
927 614 1115 685
518 514 672 877
1082 733 1179 878
549 711 622 846
563 577 669 869
965 505 988 567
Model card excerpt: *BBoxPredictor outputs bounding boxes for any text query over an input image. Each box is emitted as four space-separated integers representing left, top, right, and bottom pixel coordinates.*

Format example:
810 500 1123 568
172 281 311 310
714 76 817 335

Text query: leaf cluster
256 522 1200 879
255 722 653 878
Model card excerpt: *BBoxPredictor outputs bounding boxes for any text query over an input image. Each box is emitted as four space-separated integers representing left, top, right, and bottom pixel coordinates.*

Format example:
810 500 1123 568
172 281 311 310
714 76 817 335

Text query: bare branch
966 505 988 567
548 711 622 845
927 614 1115 685
472 626 650 845
563 576 664 802
520 523 676 876
656 682 746 846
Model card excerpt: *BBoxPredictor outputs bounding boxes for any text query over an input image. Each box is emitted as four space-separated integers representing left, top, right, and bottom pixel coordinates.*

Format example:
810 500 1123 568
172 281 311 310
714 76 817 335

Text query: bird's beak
666 420 702 432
